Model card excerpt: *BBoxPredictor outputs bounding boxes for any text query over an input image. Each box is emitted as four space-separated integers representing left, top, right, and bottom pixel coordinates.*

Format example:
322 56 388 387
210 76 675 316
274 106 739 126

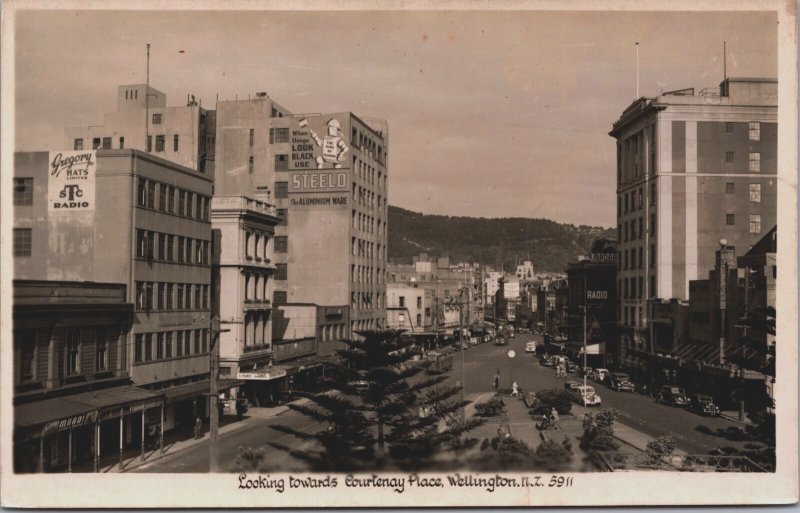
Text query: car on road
564 380 581 391
688 394 720 416
495 337 507 346
539 355 554 366
469 336 481 346
508 331 515 338
573 385 602 407
591 368 610 384
525 341 537 353
565 361 579 374
657 385 689 407
608 372 635 392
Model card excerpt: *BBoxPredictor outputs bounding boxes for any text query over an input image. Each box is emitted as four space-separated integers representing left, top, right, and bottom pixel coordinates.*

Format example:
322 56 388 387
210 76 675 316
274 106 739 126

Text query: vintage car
657 385 689 407
564 380 581 391
469 336 481 346
591 368 610 384
573 385 602 407
539 355 555 367
495 337 507 346
525 341 537 353
608 372 635 392
688 394 720 416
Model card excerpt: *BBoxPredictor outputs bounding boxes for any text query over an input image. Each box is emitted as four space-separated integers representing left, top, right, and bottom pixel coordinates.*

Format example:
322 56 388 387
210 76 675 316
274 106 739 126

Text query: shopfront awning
656 340 764 377
14 385 163 440
161 379 245 401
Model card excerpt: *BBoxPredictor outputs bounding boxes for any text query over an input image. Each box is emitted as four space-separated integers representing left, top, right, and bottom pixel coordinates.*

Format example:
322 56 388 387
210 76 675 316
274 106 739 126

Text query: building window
176 331 184 357
650 275 656 298
275 181 288 199
157 282 166 309
147 181 156 209
726 213 736 226
146 135 152 153
145 282 154 311
248 156 254 174
178 190 186 216
13 228 32 257
66 329 80 375
399 296 406 308
144 334 153 361
165 234 174 261
638 217 643 239
275 154 288 171
274 236 288 253
174 134 179 152
158 184 167 211
135 334 143 363
749 122 760 141
416 314 422 326
277 208 288 226
166 283 174 309
137 178 147 206
749 152 761 172
650 244 655 267
152 113 163 124
725 151 734 163
417 296 422 308
156 332 164 360
650 214 656 234
638 246 643 269
165 332 173 358
155 135 165 152
73 138 83 150
249 128 254 147
119 137 125 149
749 214 761 234
726 182 735 194
750 183 762 203
273 291 287 305
275 263 288 281
14 178 33 206
271 127 289 144
725 122 734 133
93 138 101 150
168 186 175 213
177 284 184 309
18 333 36 383
157 233 166 260
102 137 112 150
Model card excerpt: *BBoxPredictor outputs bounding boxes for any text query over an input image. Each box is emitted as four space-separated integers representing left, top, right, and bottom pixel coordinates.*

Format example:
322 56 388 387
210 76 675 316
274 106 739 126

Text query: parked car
469 336 480 346
564 380 581 391
608 372 635 392
579 366 593 378
495 337 507 346
525 341 537 353
539 355 554 367
565 361 579 374
573 385 602 407
688 394 720 416
657 385 689 407
591 368 610 384
508 331 515 338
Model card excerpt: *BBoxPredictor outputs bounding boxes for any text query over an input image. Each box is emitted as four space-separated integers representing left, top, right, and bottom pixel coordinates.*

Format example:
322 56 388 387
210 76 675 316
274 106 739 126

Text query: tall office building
609 77 777 367
215 100 389 336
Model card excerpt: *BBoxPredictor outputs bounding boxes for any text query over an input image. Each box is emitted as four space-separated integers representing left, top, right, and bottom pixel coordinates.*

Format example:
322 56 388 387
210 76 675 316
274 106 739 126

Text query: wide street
138 332 745 473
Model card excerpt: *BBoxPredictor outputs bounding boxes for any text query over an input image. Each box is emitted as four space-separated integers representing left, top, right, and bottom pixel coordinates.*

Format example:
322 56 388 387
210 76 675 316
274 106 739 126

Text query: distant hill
387 206 614 273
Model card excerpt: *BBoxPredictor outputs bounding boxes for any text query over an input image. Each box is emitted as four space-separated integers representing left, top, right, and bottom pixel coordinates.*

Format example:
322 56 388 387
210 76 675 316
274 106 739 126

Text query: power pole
208 315 230 472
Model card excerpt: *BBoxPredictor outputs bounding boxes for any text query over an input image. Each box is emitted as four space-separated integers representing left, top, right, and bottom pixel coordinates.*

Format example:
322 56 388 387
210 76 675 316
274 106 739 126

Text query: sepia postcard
1 0 797 507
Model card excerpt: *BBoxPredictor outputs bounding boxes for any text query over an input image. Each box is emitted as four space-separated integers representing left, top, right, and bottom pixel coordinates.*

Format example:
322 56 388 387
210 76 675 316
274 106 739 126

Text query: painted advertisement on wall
48 150 96 212
289 115 350 171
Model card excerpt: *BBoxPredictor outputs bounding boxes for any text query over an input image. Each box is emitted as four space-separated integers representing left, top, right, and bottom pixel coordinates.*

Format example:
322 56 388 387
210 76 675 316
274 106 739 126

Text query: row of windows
725 151 761 172
353 156 386 190
243 272 270 302
74 137 120 151
618 275 656 300
244 230 272 261
146 134 181 153
136 229 210 266
351 264 385 285
16 327 112 383
350 292 385 311
618 183 655 217
619 245 656 271
134 329 208 363
352 210 385 236
618 215 656 243
725 121 761 141
619 305 647 328
135 281 210 311
351 237 385 260
242 312 270 349
137 178 210 221
269 127 290 145
353 183 386 212
351 127 385 165
351 318 383 332
397 295 425 309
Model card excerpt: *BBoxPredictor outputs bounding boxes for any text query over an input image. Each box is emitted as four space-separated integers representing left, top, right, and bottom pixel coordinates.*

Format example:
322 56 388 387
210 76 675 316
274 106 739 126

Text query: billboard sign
48 150 96 212
289 116 350 170
289 170 348 193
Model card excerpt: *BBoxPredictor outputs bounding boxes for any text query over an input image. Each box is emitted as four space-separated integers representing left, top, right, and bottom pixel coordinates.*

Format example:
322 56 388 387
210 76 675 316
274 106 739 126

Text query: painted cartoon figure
299 117 349 169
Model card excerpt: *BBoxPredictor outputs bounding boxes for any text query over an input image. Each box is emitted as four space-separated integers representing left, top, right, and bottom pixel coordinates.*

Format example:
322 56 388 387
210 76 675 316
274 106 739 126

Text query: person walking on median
550 407 561 430
511 381 519 398
492 370 500 392
193 417 203 440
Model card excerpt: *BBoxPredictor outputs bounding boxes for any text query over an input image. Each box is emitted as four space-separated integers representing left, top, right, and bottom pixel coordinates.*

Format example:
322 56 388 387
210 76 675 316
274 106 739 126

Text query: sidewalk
84 403 295 473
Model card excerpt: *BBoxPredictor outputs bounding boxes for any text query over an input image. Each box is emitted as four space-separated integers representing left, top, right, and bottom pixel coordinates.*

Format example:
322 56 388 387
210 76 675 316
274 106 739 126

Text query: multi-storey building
65 84 215 175
386 283 434 333
609 77 777 369
211 195 279 403
14 149 221 433
214 99 389 337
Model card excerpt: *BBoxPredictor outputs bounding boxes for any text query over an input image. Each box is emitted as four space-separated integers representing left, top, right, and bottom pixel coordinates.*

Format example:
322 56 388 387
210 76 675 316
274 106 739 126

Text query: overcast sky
14 9 777 227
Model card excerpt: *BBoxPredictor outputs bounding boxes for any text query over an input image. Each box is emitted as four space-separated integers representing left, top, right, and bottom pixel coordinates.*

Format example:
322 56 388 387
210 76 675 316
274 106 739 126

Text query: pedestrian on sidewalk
511 381 519 398
193 417 203 440
549 407 560 430
492 370 500 392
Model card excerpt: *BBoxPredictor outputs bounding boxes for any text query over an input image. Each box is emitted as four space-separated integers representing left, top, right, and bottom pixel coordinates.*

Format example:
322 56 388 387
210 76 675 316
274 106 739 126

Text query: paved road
138 332 745 472
449 332 750 455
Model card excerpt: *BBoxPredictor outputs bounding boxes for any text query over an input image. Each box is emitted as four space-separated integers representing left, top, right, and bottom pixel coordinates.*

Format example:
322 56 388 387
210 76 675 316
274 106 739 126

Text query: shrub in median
475 397 506 417
645 435 677 465
534 388 574 415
